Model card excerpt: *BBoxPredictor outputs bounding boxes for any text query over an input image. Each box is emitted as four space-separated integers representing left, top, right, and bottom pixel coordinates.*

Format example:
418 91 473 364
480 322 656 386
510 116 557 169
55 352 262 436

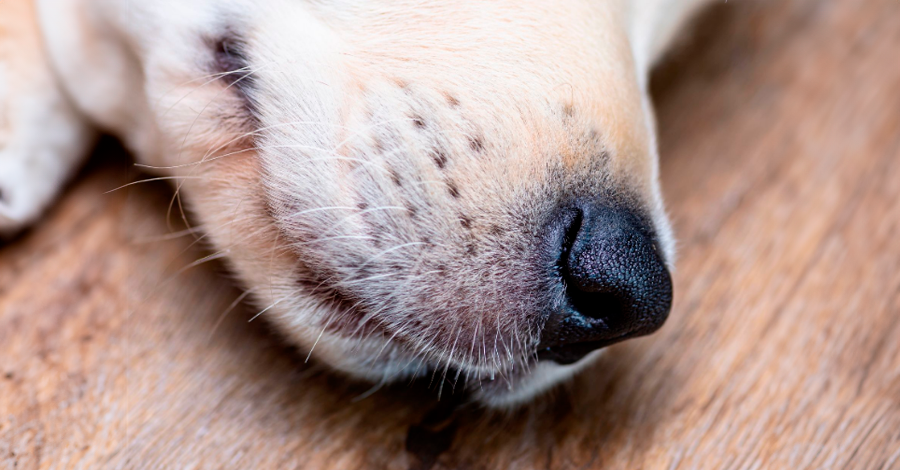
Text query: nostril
558 207 628 325
567 289 622 324
558 208 582 271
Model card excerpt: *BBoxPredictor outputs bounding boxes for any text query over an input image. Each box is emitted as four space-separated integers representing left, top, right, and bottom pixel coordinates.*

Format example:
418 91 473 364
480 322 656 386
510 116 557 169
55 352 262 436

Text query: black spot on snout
412 115 426 129
459 216 472 229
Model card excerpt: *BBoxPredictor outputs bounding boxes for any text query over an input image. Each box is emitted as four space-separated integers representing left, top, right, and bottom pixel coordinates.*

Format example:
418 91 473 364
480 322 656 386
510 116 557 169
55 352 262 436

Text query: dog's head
80 0 674 407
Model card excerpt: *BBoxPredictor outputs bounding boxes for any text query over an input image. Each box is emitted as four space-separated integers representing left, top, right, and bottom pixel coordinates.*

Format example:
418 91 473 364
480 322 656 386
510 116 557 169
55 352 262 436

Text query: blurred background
1 0 899 468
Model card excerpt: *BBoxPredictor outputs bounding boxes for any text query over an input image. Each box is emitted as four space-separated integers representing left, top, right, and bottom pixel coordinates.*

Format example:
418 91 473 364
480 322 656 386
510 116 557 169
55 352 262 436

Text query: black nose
538 204 673 364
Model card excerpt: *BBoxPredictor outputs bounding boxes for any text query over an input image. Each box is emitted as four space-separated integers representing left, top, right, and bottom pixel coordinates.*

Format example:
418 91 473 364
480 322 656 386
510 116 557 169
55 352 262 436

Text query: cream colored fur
1 0 710 407
0 0 94 235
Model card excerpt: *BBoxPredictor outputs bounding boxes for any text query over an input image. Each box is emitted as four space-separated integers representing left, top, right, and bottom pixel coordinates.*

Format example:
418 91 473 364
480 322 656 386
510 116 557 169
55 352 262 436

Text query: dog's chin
305 329 602 409
467 350 603 409
276 283 602 408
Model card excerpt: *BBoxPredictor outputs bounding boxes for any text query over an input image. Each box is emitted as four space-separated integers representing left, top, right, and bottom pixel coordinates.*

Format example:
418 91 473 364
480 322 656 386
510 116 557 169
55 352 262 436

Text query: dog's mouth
536 335 631 364
295 275 385 340
298 250 634 390
298 271 546 380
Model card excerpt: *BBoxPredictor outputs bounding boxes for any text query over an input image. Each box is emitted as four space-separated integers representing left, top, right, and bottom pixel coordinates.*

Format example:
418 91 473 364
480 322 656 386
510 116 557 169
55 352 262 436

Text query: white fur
0 0 93 236
2 0 709 407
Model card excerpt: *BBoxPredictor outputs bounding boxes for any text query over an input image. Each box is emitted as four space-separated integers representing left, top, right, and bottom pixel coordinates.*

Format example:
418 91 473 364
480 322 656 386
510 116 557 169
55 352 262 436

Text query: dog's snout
539 204 673 364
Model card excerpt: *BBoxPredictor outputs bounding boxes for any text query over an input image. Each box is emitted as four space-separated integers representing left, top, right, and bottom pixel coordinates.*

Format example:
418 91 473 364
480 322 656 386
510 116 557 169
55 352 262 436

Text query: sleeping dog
0 0 710 408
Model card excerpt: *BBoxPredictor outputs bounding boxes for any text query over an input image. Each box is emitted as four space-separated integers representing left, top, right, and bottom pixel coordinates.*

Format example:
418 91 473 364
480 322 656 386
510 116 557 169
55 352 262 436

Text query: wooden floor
3 0 900 468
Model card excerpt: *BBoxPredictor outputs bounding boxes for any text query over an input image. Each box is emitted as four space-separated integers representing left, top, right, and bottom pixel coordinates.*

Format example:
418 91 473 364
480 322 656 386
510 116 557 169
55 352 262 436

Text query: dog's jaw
31 0 706 407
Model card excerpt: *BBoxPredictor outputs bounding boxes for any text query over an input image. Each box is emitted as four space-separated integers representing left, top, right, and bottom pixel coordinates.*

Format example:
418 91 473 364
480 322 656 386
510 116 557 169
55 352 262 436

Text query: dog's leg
0 0 95 237
629 0 713 82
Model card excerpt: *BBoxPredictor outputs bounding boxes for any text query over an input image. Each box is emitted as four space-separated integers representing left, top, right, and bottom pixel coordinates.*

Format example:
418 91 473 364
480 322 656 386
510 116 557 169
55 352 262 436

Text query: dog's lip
536 334 630 365
296 276 388 339
297 272 545 376
314 288 535 378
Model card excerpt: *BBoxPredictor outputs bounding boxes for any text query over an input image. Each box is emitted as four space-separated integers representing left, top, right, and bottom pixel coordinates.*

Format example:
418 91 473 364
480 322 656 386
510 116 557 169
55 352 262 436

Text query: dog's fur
0 0 709 408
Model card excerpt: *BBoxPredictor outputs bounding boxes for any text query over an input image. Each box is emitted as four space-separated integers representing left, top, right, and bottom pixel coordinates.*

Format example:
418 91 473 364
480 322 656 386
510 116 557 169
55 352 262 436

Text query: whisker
167 63 274 233
176 249 230 276
293 235 376 247
438 328 462 400
339 271 406 286
306 315 336 363
287 205 357 218
153 60 278 119
132 226 202 244
352 241 430 272
330 116 419 152
104 176 211 194
351 381 385 402
207 289 254 341
373 327 405 363
294 205 407 234
133 120 357 170
248 297 287 322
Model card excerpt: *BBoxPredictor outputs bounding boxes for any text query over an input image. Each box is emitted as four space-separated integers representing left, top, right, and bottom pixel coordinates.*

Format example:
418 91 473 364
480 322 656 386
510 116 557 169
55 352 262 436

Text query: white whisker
208 289 254 341
104 176 211 194
248 297 287 322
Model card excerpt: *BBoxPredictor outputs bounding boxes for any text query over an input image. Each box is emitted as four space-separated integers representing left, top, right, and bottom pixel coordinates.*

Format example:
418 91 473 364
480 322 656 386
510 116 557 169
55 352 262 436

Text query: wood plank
2 0 899 468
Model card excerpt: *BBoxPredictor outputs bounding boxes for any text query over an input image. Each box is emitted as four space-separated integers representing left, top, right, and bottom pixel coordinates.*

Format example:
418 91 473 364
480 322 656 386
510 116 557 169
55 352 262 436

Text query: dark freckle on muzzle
431 148 448 169
389 169 403 187
446 181 461 198
444 93 460 108
464 243 478 257
469 136 485 153
537 202 673 364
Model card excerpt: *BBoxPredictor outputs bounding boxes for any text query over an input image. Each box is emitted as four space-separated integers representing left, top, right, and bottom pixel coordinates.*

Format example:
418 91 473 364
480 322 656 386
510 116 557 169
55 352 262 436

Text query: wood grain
2 0 899 468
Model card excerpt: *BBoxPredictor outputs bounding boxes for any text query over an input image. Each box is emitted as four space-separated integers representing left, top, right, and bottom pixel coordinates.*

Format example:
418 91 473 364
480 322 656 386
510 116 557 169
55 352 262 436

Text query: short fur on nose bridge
538 203 672 364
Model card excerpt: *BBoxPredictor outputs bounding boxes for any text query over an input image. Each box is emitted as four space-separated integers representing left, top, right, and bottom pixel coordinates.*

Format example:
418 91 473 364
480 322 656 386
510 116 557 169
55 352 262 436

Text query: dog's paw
0 111 93 238
0 112 94 239
0 72 95 239
0 0 97 239
0 149 52 238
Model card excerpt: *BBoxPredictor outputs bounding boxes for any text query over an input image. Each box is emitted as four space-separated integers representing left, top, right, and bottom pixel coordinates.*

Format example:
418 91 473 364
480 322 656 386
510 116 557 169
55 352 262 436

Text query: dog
0 0 710 408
